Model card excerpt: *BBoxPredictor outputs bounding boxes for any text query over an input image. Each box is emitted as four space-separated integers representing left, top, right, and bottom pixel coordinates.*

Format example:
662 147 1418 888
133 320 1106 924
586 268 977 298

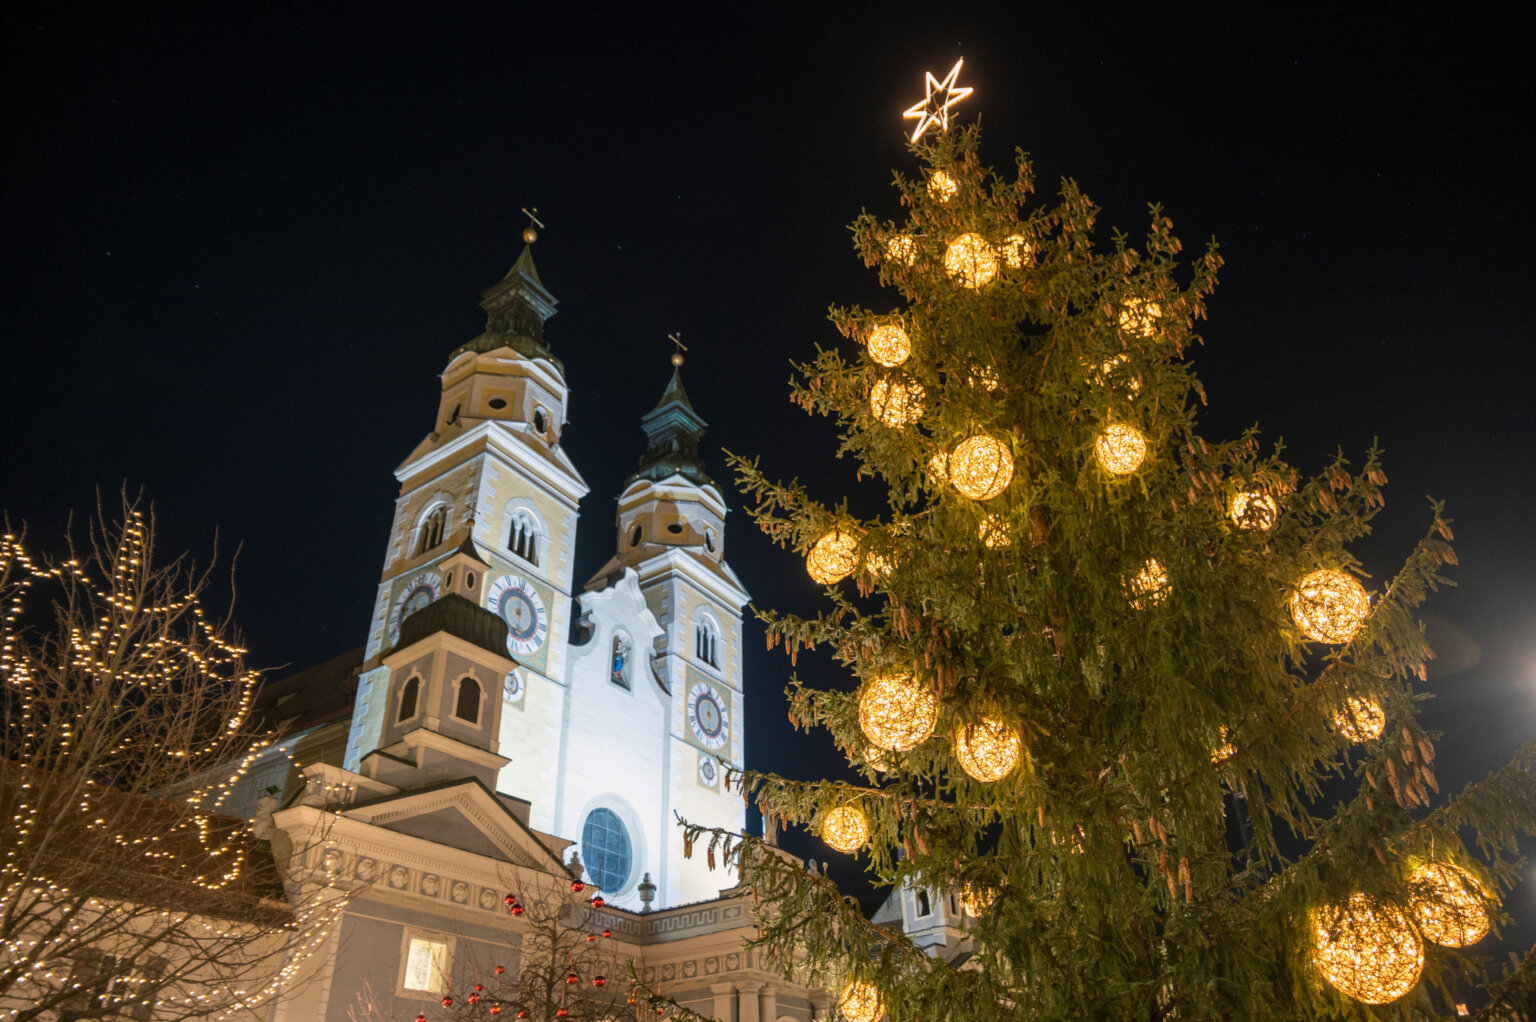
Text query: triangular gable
344 778 568 874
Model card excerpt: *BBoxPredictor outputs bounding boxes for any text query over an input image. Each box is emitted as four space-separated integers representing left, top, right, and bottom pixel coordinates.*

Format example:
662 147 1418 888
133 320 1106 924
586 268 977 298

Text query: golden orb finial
668 332 688 368
520 206 544 246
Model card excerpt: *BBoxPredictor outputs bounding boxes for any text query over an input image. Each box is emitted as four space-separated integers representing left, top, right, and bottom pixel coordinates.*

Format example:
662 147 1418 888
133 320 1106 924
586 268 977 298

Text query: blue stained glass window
581 808 632 894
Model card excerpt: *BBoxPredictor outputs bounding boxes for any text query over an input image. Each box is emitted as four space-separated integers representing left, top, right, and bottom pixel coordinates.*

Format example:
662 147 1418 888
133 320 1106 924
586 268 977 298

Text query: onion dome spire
628 348 711 487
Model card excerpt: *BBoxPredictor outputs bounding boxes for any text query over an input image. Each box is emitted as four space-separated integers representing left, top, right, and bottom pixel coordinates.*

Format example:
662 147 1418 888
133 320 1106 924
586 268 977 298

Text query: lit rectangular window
404 937 448 992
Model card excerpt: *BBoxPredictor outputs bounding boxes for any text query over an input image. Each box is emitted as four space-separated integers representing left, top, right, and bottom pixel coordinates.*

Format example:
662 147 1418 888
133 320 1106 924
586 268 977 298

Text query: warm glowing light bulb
960 882 997 917
870 374 925 427
1119 298 1162 338
1312 893 1424 1005
927 170 958 202
867 324 912 367
1001 234 1032 268
806 532 860 585
948 434 1013 500
859 670 938 752
1291 569 1370 643
944 233 998 289
1333 696 1386 743
1409 863 1491 948
822 806 870 854
1229 491 1280 531
1094 424 1148 475
954 718 1022 782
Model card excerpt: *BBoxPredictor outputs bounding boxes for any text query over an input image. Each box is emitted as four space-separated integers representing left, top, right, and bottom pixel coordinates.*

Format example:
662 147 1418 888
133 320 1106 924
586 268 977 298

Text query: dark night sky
3 2 1534 954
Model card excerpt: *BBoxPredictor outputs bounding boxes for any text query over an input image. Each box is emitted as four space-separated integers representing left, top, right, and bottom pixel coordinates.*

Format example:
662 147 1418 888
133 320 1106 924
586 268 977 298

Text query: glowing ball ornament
978 515 1011 549
864 552 894 578
870 374 925 427
1094 424 1148 475
807 532 859 585
1312 893 1424 1005
1409 862 1490 947
948 434 1013 500
1118 297 1162 338
928 450 950 485
1334 696 1386 743
944 233 998 289
1093 353 1142 394
1210 726 1236 764
821 806 870 853
927 170 958 202
1124 558 1171 609
967 363 1001 391
960 882 997 917
866 324 911 367
1001 234 1032 268
885 234 918 267
839 980 883 1022
1291 569 1370 643
1229 491 1280 531
864 746 889 773
859 670 938 752
954 718 1022 782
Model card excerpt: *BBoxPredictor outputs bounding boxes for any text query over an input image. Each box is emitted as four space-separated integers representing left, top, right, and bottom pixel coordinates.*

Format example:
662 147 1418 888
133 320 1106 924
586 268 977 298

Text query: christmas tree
688 63 1536 1019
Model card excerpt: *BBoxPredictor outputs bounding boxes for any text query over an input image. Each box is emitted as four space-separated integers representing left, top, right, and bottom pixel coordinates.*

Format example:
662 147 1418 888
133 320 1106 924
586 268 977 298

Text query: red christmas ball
586 934 596 942
511 905 525 916
594 976 607 987
601 929 612 938
469 994 482 1005
474 985 484 993
490 1007 503 1016
416 1015 427 1022
441 996 454 1007
591 895 605 908
557 1010 569 1019
517 1011 530 1019
504 893 516 906
495 965 506 975
566 973 579 985
571 880 584 892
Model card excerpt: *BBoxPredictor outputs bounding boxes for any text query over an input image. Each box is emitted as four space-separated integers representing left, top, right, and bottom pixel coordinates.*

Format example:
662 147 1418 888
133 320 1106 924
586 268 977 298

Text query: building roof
627 365 713 487
455 244 564 373
254 646 364 736
395 591 510 658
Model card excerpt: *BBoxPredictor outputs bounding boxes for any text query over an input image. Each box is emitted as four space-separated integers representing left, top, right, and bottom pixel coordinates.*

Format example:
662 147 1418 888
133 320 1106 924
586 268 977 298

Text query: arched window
915 890 931 916
694 613 721 669
397 676 420 723
453 677 482 725
611 631 632 690
416 506 448 556
629 523 642 548
507 509 540 566
580 807 633 894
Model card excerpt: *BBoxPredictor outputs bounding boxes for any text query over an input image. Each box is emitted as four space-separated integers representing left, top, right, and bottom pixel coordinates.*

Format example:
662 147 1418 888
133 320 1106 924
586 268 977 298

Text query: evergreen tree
687 105 1536 1019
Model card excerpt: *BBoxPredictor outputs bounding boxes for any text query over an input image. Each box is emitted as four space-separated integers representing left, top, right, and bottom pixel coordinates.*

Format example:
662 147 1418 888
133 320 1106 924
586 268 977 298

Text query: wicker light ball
1210 726 1236 764
954 718 1022 782
1094 353 1142 394
1312 893 1424 1005
1291 569 1370 643
864 746 890 773
1124 558 1171 609
948 434 1014 501
867 324 912 367
944 233 999 289
870 374 925 427
1229 491 1280 531
978 514 1011 549
928 450 950 486
967 363 1001 391
822 806 870 854
1094 423 1148 475
1409 863 1490 947
806 531 860 585
885 234 918 268
960 882 997 917
1334 696 1386 744
1001 233 1032 269
859 670 938 752
1118 297 1162 338
927 169 958 202
838 980 882 1022
863 552 894 578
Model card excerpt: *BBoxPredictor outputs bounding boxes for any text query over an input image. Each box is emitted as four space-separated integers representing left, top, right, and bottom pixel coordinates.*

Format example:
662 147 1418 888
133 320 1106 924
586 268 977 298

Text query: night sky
3 3 1533 955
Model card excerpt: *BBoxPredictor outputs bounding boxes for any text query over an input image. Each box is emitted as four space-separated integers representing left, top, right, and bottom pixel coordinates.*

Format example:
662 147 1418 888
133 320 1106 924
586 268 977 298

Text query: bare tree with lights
669 69 1536 1021
0 497 344 1021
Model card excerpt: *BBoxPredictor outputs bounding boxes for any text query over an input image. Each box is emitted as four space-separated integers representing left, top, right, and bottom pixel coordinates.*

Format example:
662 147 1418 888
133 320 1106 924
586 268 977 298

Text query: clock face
389 571 442 644
488 573 548 656
687 681 729 750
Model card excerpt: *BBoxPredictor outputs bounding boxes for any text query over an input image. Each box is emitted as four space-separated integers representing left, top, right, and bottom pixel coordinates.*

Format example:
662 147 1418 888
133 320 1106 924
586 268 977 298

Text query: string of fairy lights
1 512 348 1018
796 60 1494 1010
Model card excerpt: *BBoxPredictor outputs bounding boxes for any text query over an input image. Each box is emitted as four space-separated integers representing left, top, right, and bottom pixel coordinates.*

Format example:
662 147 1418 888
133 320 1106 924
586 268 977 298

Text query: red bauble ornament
511 905 524 916
495 965 506 975
566 972 579 985
490 1007 502 1016
571 881 585 892
557 1010 569 1019
474 984 484 993
586 934 596 942
601 929 612 938
416 1015 427 1022
594 976 607 987
469 994 482 1005
591 895 605 908
504 893 516 905
441 996 454 1007
517 1011 530 1019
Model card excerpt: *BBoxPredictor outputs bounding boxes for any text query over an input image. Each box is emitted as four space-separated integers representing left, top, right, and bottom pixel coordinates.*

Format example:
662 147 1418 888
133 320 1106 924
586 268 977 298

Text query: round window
581 808 633 894
488 396 508 410
666 522 683 535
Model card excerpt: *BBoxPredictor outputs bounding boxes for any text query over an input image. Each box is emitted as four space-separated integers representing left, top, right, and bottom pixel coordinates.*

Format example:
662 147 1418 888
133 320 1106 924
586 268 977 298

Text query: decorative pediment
344 779 566 873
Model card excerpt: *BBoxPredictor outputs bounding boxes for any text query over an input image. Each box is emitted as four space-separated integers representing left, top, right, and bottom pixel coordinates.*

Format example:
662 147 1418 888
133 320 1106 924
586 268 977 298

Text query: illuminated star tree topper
901 58 973 142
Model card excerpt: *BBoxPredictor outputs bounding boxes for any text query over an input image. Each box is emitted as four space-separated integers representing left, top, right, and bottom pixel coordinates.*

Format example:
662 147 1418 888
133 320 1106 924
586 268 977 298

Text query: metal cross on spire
521 206 545 244
668 332 688 367
902 58 973 142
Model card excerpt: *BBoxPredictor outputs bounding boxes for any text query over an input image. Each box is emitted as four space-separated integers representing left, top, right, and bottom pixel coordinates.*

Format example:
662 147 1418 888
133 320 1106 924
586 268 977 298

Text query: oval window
629 524 642 547
704 527 717 553
666 522 683 535
488 396 508 410
465 570 477 590
533 409 548 433
444 569 455 590
581 807 633 893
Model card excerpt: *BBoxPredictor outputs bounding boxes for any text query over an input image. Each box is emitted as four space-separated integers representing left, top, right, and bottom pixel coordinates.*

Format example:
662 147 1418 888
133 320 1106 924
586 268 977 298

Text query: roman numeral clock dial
488 573 548 657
